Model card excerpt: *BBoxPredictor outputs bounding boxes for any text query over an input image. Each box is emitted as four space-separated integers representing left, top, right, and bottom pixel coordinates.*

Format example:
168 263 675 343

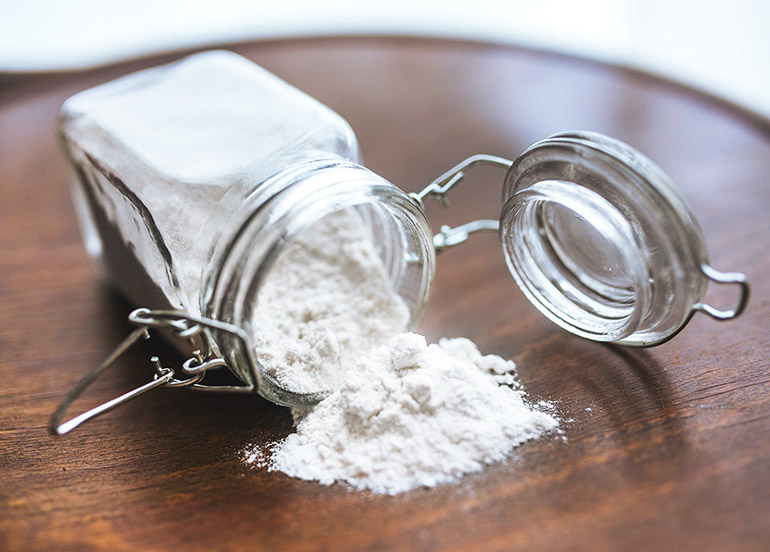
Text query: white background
2 0 769 120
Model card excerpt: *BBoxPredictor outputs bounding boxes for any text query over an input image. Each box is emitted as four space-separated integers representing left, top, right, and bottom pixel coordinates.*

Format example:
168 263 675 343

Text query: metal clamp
49 308 256 436
694 264 750 320
432 220 500 251
411 154 512 252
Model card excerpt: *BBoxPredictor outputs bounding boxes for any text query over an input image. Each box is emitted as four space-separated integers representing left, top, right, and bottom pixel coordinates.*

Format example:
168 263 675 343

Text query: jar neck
202 159 435 399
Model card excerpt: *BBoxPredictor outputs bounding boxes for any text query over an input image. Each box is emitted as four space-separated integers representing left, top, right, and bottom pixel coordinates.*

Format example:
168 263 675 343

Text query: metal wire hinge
49 308 257 436
410 154 513 251
693 264 750 321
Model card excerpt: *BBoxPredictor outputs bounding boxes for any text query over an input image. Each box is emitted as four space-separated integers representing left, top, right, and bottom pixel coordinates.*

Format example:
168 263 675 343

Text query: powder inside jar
251 210 410 394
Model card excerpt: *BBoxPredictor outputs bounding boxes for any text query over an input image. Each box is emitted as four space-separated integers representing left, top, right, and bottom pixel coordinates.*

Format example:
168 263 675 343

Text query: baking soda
244 211 559 494
251 210 410 393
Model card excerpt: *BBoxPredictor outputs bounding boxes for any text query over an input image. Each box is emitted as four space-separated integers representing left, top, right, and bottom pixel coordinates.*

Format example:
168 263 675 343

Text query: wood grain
1 37 769 552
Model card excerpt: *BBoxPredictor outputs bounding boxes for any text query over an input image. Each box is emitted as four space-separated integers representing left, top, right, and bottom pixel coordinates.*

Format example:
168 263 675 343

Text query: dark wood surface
2 37 769 552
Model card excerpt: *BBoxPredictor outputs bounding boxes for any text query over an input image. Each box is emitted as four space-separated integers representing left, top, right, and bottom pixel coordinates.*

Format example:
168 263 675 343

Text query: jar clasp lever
410 153 513 251
48 308 257 435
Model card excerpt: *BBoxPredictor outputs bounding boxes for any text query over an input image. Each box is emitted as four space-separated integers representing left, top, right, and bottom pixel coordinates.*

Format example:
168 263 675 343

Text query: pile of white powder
252 211 409 393
244 210 559 494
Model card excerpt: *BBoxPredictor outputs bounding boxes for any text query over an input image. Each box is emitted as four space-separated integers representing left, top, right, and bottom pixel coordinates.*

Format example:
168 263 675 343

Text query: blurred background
2 0 769 120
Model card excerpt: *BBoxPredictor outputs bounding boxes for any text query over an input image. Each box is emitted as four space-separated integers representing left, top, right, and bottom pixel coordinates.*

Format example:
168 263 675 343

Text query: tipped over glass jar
50 51 749 435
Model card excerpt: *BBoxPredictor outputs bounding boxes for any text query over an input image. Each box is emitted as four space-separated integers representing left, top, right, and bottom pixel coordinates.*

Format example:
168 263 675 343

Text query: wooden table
2 37 769 551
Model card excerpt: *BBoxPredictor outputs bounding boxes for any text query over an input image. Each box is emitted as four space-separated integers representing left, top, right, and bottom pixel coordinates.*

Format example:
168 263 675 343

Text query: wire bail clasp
694 264 750 320
49 308 256 436
410 154 512 251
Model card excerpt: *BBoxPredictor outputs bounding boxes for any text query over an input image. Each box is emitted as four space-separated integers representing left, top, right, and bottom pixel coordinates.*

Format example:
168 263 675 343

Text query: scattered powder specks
242 445 271 469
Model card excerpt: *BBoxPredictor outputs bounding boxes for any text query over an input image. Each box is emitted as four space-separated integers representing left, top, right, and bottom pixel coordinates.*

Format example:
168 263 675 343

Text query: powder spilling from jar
244 210 559 494
251 211 410 394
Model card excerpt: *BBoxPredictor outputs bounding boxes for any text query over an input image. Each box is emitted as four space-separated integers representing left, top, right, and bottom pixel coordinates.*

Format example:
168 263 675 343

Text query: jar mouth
203 161 435 405
501 180 650 342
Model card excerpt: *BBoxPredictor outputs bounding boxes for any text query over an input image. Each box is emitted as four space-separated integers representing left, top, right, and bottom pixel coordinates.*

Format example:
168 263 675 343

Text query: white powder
245 211 559 494
262 333 558 494
251 211 410 393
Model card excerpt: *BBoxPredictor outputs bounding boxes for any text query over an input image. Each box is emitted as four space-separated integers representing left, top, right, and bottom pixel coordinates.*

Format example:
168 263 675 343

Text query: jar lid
497 131 748 346
419 131 749 347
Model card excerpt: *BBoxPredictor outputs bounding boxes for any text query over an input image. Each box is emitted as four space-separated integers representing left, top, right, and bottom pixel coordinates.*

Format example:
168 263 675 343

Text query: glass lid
414 131 749 347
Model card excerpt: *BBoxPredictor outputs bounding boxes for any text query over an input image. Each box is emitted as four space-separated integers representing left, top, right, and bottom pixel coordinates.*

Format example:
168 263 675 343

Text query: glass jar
56 50 435 409
50 50 748 434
